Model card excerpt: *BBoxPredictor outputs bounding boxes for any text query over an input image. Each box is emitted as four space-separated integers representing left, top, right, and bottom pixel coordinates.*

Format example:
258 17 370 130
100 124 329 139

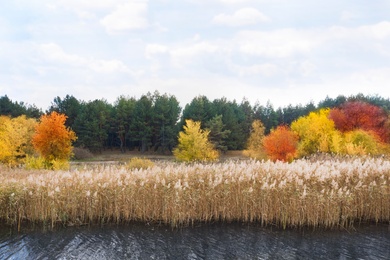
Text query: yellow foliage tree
291 108 340 156
173 119 219 162
243 119 266 160
32 112 77 163
0 115 37 166
343 130 384 156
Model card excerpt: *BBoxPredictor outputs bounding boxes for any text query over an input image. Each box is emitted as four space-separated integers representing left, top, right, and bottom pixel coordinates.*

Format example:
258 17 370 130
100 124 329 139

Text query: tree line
1 92 390 153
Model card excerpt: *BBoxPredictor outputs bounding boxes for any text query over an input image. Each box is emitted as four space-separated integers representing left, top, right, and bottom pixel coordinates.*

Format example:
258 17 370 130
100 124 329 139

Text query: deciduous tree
343 130 384 155
0 115 37 165
263 125 298 162
173 119 218 162
291 108 338 156
329 101 390 143
243 119 266 160
32 112 77 161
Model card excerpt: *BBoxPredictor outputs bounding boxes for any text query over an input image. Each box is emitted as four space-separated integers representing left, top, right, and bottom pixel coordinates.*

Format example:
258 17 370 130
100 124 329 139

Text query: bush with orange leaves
32 112 77 165
263 125 298 162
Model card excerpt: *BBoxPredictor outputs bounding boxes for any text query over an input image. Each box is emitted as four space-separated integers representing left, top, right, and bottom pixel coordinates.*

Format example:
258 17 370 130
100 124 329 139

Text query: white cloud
170 41 220 68
56 0 122 10
361 21 390 40
38 43 130 74
218 0 257 4
213 7 269 26
232 63 278 77
328 21 390 40
145 44 168 59
340 11 359 22
100 1 149 33
235 21 390 59
39 43 85 65
237 29 318 58
299 61 316 77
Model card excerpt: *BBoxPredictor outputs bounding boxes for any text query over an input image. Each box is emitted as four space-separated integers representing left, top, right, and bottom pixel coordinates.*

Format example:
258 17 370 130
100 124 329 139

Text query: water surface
1 223 389 259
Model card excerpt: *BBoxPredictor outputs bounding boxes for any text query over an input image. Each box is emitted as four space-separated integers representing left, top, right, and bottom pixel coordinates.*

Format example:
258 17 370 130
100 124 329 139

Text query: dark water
1 223 389 259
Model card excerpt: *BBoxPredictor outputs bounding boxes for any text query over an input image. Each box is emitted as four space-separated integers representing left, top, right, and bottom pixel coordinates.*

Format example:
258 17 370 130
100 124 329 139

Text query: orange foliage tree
263 125 298 162
329 101 390 143
32 111 77 161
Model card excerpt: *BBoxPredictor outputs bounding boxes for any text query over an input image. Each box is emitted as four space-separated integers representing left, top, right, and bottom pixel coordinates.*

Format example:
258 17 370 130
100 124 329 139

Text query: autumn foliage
0 115 37 166
243 120 266 159
32 112 77 162
173 119 219 162
291 108 337 156
329 101 390 143
263 125 298 162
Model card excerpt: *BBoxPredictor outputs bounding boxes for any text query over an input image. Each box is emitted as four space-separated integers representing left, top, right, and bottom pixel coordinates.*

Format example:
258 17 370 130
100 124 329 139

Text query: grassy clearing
0 157 389 230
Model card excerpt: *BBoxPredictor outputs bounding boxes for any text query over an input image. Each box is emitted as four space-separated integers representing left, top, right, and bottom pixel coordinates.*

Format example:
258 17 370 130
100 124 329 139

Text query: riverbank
1 157 389 230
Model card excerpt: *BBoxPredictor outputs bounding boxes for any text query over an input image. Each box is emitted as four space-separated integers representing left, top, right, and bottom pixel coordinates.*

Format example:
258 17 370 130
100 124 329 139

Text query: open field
1 156 389 230
74 149 247 162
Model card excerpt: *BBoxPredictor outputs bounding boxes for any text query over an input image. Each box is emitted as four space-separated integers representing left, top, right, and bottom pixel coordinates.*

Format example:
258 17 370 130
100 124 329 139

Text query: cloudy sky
1 0 390 110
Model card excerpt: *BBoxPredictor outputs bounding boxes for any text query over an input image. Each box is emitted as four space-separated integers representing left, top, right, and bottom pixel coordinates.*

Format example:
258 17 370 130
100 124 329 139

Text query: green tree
254 101 280 134
181 95 213 125
113 95 136 152
152 92 181 153
173 119 219 162
73 99 112 152
0 95 42 118
205 115 231 153
129 94 154 152
48 95 81 128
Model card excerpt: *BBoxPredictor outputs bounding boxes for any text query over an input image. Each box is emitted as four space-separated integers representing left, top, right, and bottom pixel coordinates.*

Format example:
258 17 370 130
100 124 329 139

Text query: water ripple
0 223 389 259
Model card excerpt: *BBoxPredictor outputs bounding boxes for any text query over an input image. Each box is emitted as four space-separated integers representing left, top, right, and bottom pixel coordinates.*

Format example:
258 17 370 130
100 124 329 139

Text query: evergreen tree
152 92 181 152
205 115 231 153
129 94 154 152
113 95 136 152
73 99 112 152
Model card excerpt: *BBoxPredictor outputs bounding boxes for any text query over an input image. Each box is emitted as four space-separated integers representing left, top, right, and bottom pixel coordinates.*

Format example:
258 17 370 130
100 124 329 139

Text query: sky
1 0 390 111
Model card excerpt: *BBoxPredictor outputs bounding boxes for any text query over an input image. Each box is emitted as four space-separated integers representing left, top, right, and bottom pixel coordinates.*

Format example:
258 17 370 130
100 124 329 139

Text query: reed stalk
0 158 389 229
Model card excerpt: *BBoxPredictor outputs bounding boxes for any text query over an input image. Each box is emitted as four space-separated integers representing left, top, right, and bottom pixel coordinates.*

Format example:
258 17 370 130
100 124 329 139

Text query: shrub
24 156 70 170
72 147 94 160
24 155 46 170
50 159 70 170
126 157 154 170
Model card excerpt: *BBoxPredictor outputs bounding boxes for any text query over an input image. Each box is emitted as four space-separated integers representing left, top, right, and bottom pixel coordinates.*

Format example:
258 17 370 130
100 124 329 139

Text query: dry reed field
0 157 389 230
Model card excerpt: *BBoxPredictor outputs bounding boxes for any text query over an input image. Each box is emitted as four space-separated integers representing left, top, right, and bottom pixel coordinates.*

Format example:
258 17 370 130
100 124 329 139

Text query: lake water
1 223 389 259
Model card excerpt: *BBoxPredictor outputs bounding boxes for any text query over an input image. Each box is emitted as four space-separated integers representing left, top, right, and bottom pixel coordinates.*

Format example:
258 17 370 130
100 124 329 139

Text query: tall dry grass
0 157 389 230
